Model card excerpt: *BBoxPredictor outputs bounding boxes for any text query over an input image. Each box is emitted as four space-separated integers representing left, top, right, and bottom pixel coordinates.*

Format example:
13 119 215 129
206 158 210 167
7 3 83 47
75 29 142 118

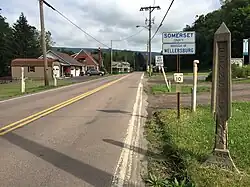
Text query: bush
205 65 250 81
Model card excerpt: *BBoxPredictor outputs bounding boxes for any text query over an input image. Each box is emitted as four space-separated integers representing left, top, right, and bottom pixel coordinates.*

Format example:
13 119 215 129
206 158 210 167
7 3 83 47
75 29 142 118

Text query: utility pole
140 6 161 76
110 40 113 74
39 0 49 86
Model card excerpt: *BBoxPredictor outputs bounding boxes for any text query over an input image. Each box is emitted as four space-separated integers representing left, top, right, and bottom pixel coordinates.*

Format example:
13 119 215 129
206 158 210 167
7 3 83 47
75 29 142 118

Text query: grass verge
145 102 250 187
233 78 250 84
151 84 210 94
0 79 74 100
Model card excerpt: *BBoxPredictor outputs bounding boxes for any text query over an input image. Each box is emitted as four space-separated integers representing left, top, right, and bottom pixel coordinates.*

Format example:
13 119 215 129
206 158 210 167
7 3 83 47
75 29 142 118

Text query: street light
136 25 149 30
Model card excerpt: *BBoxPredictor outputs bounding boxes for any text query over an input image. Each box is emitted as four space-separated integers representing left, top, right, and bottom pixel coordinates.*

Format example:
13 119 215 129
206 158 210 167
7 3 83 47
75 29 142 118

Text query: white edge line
0 75 121 104
111 73 144 186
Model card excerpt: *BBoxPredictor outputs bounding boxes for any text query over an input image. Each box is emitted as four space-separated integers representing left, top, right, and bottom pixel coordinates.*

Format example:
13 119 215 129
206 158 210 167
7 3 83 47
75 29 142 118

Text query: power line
43 0 110 48
151 0 175 41
42 0 145 48
115 28 144 41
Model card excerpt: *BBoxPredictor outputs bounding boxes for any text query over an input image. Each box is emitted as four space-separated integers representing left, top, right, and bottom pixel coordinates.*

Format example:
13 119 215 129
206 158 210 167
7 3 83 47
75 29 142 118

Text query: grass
0 79 74 100
145 102 250 187
148 72 209 78
233 78 250 84
151 84 210 94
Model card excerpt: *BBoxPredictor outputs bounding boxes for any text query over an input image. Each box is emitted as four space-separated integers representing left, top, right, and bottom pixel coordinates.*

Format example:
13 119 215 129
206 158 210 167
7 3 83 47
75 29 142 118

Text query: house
11 58 61 79
111 61 130 73
71 49 100 72
39 50 84 77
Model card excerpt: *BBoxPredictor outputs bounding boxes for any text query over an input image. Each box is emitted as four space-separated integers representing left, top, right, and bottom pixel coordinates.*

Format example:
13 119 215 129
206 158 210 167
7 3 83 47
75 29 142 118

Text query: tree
0 12 12 76
36 30 55 50
181 0 250 70
56 48 75 55
11 13 41 58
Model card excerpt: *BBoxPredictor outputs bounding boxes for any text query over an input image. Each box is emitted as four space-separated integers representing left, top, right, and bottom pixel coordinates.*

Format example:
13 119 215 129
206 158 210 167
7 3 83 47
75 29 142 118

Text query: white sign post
155 55 171 92
21 67 25 93
192 60 199 112
53 69 57 87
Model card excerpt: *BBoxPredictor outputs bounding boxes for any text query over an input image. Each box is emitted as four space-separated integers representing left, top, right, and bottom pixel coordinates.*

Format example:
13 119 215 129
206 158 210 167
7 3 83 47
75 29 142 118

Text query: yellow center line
0 75 129 136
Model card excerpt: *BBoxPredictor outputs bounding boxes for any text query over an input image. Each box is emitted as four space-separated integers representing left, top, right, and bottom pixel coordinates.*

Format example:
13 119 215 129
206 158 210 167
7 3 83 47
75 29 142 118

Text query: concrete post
192 60 199 112
21 67 25 93
53 69 57 87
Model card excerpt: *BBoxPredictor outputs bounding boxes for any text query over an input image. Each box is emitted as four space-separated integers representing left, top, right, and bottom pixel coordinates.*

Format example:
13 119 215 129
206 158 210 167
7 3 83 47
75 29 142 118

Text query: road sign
243 39 248 56
162 43 195 55
155 55 163 66
162 31 195 43
173 73 183 83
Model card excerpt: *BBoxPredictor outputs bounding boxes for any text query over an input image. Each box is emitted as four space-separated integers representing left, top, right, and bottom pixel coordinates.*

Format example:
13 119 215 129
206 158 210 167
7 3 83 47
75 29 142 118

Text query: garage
75 67 80 76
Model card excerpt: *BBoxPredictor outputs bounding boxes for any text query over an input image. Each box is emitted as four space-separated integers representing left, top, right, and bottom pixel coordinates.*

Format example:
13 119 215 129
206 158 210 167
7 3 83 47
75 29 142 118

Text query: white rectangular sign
243 39 248 56
155 55 163 66
162 31 195 43
173 73 183 83
162 43 195 55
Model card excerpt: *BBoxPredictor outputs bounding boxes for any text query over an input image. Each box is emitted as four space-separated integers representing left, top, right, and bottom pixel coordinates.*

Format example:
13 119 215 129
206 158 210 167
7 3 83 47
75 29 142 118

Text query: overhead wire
42 0 145 48
151 0 175 41
42 0 110 48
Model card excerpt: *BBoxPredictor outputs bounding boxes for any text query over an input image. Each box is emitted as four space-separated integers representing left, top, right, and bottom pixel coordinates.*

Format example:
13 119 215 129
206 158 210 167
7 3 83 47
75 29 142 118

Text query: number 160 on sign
173 73 183 83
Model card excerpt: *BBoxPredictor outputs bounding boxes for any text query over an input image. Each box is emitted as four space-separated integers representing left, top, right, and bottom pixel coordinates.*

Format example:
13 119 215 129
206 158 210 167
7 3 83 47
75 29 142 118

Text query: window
28 66 35 72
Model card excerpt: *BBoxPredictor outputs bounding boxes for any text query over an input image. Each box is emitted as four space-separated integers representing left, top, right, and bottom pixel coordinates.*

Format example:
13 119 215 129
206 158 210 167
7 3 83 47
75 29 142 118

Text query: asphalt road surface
0 72 147 187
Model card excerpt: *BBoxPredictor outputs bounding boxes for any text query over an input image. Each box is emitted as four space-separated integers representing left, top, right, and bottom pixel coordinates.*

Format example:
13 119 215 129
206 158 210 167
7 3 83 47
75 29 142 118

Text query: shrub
206 65 250 81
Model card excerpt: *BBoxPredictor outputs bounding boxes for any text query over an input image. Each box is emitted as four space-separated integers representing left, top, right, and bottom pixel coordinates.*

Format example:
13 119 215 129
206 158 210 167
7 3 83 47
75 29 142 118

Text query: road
0 72 147 187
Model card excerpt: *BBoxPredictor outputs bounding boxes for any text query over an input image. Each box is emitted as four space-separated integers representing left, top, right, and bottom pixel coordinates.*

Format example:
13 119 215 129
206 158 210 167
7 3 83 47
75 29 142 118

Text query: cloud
1 0 220 52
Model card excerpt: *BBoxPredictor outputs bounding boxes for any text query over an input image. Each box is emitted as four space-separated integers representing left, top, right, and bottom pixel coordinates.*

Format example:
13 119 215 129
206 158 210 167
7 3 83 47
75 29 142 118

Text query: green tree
36 30 55 50
0 12 12 76
181 0 250 70
11 12 41 58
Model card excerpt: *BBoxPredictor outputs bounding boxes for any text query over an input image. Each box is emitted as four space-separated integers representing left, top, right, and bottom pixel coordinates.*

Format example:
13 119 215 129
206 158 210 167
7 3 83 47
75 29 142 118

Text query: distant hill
52 46 161 57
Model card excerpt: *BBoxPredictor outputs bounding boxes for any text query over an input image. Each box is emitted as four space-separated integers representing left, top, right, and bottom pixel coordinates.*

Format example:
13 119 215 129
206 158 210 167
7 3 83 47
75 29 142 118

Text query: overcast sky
1 0 220 52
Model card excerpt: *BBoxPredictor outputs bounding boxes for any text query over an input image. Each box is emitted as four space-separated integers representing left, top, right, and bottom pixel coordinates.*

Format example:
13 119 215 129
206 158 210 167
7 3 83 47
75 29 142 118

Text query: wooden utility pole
140 6 161 76
39 0 49 86
110 40 113 74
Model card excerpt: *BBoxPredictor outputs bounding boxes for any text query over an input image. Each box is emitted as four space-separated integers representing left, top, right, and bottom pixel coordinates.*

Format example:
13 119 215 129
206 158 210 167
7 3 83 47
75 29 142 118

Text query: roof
72 49 99 66
11 58 59 67
48 50 84 66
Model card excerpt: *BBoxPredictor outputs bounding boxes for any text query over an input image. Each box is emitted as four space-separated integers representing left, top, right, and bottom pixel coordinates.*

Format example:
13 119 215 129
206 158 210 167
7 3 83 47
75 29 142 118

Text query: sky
1 0 221 52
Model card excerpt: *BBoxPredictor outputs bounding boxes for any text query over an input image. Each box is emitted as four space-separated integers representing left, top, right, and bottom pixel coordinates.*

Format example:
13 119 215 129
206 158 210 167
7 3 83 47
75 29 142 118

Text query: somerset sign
162 31 196 55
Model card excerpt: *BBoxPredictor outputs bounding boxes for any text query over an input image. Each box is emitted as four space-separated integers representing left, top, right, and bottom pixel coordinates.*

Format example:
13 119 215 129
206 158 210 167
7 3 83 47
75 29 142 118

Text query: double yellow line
0 75 129 136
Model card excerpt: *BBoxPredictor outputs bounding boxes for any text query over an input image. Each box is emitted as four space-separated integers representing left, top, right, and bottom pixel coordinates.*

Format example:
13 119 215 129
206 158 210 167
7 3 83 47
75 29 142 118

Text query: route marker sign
155 55 163 67
173 73 183 83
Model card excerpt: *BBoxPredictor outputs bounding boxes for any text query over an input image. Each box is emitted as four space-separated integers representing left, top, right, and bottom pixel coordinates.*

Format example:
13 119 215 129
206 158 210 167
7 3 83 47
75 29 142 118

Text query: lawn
0 79 74 100
151 84 210 94
145 102 250 187
233 78 250 84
